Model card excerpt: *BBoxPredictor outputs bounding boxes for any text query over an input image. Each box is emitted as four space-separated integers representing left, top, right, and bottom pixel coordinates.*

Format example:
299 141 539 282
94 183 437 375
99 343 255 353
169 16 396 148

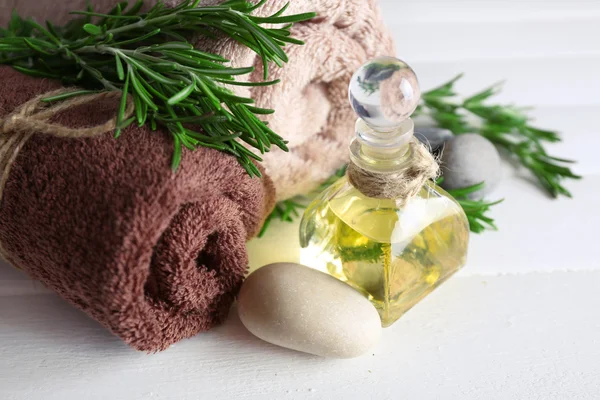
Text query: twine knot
347 139 440 202
0 88 134 201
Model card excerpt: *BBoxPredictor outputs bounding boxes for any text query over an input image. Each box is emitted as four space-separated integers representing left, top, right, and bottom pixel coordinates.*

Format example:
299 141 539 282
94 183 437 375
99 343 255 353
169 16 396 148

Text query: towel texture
0 0 395 201
0 67 275 352
0 0 129 26
190 0 395 200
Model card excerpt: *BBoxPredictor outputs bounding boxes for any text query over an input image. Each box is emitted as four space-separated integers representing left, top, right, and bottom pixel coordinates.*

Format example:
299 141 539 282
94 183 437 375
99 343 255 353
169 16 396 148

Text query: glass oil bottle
299 57 469 327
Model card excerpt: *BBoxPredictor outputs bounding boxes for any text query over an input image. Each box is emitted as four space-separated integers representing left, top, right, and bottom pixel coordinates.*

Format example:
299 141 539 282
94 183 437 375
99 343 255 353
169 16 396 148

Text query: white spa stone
237 262 382 358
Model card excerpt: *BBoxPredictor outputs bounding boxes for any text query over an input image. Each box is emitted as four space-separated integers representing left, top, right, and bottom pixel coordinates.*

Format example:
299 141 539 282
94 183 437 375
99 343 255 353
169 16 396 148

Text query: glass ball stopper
349 56 421 130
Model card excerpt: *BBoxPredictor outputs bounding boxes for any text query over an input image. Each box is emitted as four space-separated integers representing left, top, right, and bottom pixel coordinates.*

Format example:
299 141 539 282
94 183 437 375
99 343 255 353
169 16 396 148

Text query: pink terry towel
191 0 395 200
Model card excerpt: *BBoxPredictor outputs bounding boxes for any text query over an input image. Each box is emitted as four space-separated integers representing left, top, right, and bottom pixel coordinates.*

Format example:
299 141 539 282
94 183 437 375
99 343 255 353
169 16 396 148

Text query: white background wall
384 0 600 107
1 1 600 399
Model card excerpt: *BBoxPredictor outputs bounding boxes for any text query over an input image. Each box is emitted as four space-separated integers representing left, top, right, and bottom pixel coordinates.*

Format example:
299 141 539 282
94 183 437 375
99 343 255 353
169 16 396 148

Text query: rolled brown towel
0 67 275 352
0 0 395 201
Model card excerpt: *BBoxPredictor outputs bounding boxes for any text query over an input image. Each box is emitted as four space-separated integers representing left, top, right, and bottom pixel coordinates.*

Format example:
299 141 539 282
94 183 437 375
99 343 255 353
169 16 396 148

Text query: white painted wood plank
411 56 600 107
379 0 600 107
466 174 600 274
1 271 598 400
0 279 50 296
384 17 600 62
380 0 600 23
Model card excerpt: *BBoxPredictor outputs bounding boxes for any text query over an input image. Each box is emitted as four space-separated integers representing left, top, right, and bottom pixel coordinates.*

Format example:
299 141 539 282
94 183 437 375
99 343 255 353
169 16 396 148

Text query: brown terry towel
0 0 395 201
0 0 122 26
0 67 275 352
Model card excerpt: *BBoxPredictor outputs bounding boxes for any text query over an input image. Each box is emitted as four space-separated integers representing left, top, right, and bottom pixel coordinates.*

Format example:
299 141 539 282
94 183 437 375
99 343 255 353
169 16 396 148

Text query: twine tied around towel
0 88 133 268
347 139 440 202
0 88 134 201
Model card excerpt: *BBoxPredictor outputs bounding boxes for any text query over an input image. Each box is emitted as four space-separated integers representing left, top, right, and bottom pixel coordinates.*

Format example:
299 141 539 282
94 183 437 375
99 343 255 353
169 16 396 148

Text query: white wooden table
1 1 599 399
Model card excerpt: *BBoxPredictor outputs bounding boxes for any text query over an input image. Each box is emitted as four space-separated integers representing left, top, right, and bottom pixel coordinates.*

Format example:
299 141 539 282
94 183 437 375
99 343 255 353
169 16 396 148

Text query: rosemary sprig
0 0 316 176
259 166 500 236
416 75 581 197
258 198 305 237
437 178 503 233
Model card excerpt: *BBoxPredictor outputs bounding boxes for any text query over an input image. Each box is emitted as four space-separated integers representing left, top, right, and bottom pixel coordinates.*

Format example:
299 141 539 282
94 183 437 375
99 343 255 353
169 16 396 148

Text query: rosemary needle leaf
184 49 228 62
127 58 180 85
160 114 227 124
140 78 169 101
141 42 194 52
133 94 145 126
27 20 61 45
249 12 318 24
245 105 275 115
245 21 288 63
41 89 100 102
167 82 196 105
83 23 103 36
160 29 187 42
115 71 130 138
118 116 136 130
216 91 255 104
180 135 197 150
441 181 486 198
128 70 158 111
271 2 291 17
111 29 161 46
247 0 269 12
124 0 145 16
463 84 502 106
194 77 222 109
267 31 305 45
115 54 124 80
11 65 60 79
216 78 281 87
23 38 54 55
171 133 182 171
192 67 256 76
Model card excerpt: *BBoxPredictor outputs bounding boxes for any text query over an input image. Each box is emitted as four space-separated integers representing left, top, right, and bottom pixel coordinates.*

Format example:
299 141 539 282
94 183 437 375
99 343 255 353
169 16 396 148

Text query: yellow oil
300 177 469 326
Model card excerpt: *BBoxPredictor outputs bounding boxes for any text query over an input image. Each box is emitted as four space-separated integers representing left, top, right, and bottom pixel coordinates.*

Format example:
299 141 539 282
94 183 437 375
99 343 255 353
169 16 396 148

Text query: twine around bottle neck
347 123 440 202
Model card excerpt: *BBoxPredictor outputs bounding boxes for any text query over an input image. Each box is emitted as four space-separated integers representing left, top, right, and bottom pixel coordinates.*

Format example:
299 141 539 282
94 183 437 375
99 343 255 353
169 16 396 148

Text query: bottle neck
349 118 415 173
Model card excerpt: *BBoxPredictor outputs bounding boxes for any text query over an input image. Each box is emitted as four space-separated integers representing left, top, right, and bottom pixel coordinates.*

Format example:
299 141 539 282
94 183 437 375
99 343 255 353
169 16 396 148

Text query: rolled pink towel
188 0 395 200
0 0 395 201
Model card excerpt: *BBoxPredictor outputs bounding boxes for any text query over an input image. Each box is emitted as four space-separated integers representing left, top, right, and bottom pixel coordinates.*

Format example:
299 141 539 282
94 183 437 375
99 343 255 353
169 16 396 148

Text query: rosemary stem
1 0 316 175
104 8 233 36
76 45 114 55
106 15 169 35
